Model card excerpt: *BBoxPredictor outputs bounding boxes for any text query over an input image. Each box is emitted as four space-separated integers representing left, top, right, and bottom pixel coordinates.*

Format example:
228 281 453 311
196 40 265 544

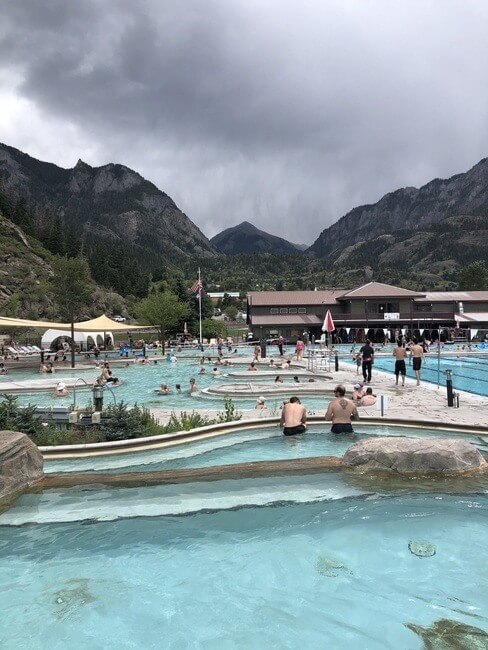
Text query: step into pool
44 423 488 475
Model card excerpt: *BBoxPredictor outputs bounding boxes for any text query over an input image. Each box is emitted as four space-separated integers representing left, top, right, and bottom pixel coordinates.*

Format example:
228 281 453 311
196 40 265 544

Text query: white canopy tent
0 313 150 367
41 329 114 351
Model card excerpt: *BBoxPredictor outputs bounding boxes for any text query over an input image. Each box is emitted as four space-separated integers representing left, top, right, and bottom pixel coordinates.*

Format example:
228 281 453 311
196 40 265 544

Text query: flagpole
198 267 203 347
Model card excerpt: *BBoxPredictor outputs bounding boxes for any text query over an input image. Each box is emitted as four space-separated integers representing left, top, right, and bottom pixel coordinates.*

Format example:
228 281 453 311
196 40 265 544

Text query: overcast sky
1 1 487 244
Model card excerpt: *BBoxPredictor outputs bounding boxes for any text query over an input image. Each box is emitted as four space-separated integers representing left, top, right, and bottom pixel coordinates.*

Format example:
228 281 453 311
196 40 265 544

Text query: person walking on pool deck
280 396 307 435
410 339 424 386
393 340 407 386
359 339 374 383
277 335 285 356
325 385 359 433
295 337 305 361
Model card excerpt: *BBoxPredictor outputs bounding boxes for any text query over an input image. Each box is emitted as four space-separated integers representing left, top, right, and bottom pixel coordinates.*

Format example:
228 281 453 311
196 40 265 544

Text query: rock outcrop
0 431 44 501
342 437 487 476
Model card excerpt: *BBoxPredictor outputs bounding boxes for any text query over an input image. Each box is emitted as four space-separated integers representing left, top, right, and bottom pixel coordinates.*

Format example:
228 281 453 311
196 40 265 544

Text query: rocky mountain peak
308 155 488 259
211 220 303 255
74 159 92 170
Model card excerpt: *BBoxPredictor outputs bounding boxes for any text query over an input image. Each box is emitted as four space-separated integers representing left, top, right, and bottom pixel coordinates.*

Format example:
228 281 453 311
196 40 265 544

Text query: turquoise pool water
1 358 330 410
372 354 488 396
44 423 488 475
1 492 486 649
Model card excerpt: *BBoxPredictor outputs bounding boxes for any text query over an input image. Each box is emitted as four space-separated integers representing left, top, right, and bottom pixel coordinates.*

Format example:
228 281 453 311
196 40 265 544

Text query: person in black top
359 339 374 383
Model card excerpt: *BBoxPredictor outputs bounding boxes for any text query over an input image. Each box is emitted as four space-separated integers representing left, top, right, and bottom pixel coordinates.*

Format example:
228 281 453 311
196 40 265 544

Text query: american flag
190 278 203 295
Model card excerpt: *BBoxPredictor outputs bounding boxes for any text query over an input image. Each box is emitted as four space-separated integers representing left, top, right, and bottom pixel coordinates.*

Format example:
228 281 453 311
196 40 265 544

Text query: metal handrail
72 377 91 409
102 384 117 405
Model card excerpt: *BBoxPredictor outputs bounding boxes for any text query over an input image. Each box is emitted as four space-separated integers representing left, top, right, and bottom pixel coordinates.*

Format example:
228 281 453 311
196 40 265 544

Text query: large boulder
0 430 44 501
342 436 487 475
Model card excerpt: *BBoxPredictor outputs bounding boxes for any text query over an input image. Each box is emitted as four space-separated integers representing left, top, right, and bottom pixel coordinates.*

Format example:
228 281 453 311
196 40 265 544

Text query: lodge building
247 282 488 343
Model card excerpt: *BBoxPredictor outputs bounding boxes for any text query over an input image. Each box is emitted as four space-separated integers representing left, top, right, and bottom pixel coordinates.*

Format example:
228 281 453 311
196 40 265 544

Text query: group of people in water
156 378 197 395
277 384 362 436
51 361 121 398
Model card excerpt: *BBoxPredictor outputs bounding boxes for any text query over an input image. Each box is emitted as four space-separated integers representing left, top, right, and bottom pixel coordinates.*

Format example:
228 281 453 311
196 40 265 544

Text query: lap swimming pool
372 354 488 396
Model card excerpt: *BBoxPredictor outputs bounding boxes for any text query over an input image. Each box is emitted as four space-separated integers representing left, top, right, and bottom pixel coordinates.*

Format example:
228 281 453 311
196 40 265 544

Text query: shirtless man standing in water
280 396 307 435
325 385 359 433
410 339 424 386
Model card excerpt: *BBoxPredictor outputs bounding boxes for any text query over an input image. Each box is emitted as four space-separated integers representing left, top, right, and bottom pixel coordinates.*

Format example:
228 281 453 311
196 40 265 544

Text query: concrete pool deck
3 352 488 432
151 358 488 430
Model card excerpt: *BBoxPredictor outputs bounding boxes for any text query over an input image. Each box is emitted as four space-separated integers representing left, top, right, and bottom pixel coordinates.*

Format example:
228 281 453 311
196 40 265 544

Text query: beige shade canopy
0 314 149 332
69 315 148 332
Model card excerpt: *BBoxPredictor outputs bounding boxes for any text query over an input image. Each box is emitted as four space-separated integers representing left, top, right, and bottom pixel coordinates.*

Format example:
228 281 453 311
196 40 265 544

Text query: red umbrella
322 310 335 333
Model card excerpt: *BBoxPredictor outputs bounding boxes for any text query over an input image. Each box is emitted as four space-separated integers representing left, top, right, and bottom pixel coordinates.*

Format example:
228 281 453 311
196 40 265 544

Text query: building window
415 303 432 313
367 301 400 314
279 308 288 314
298 308 307 314
270 308 279 314
289 308 298 314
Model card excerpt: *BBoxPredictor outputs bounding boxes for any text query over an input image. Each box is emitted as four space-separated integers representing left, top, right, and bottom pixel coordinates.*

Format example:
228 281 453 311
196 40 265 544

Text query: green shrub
162 410 213 433
0 394 244 447
98 402 159 441
215 396 242 423
0 394 57 444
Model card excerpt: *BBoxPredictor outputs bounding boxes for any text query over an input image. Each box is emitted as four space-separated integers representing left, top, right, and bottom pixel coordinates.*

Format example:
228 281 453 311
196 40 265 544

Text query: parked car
113 315 127 323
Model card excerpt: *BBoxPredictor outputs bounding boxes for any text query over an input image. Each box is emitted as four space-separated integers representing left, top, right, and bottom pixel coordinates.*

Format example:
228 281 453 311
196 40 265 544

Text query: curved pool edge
40 416 488 460
40 455 345 490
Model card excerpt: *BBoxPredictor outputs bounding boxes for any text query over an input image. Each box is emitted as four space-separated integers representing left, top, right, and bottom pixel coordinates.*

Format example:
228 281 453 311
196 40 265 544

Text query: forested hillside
0 143 217 299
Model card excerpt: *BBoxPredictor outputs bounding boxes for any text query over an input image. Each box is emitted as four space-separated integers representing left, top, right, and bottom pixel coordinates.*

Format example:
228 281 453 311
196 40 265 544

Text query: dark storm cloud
1 0 488 242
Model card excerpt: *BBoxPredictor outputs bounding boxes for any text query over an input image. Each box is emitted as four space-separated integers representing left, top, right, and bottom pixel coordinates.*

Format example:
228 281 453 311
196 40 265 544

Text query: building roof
247 290 343 307
416 291 488 303
338 282 425 299
457 312 488 323
250 314 323 326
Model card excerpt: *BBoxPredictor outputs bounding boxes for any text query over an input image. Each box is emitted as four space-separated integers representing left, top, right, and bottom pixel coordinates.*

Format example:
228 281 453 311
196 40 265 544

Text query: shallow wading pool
0 492 487 649
43 423 488 475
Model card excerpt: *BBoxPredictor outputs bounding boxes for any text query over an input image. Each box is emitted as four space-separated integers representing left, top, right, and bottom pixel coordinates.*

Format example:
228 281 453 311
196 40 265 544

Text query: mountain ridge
0 142 218 296
308 157 488 259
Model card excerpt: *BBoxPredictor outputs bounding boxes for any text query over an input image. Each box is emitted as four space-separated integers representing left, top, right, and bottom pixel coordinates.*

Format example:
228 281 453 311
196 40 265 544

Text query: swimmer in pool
280 396 307 436
325 385 359 434
53 381 69 398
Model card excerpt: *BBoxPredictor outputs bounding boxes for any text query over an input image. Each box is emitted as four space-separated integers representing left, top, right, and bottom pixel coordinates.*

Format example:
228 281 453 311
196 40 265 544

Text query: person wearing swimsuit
280 396 307 435
325 385 359 433
410 340 424 386
393 340 407 386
